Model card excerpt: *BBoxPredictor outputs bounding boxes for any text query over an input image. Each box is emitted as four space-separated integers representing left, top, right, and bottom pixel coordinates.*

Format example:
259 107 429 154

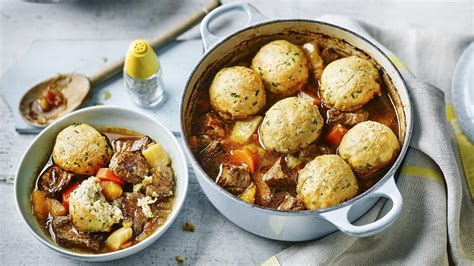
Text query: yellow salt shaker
124 39 165 107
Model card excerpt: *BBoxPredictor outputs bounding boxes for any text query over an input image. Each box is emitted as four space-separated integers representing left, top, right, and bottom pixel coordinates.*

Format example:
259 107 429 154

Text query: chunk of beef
114 192 147 236
199 141 228 178
263 157 297 189
49 215 105 251
277 193 305 211
190 135 212 151
109 151 149 184
254 170 288 208
145 166 175 200
320 47 342 65
194 113 226 149
327 108 369 127
216 163 251 195
39 165 74 195
112 136 152 153
255 171 273 207
198 112 226 139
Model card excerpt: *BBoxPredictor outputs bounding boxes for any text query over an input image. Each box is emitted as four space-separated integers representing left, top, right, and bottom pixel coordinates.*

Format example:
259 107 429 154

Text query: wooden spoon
19 0 221 128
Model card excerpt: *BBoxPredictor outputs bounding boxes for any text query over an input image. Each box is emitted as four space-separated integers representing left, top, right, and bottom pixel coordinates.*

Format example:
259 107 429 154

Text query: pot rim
180 18 413 217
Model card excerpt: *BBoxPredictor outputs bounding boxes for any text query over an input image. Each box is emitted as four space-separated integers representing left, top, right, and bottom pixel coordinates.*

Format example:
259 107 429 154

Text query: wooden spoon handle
88 0 221 87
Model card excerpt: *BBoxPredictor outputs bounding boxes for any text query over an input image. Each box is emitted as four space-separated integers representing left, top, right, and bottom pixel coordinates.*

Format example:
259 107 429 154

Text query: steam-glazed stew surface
189 38 400 211
31 124 175 253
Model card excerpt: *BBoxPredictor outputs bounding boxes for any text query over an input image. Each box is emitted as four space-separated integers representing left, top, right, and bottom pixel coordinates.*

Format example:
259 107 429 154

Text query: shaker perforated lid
124 39 160 79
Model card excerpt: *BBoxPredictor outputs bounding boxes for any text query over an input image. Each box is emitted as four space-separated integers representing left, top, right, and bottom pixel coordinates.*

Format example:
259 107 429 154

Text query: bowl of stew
15 106 188 261
180 3 412 240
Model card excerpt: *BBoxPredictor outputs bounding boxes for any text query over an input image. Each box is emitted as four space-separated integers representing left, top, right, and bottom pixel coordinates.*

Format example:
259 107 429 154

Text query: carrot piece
231 149 257 173
97 168 124 185
312 96 321 106
120 240 133 249
62 182 79 209
326 124 349 147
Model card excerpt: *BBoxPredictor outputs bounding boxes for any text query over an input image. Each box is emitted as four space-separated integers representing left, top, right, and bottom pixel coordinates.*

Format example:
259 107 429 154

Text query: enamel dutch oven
180 2 412 241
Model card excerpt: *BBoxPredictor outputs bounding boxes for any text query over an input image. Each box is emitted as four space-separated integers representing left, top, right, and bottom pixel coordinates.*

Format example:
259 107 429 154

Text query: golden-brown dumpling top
251 40 309 96
209 66 266 119
52 123 112 175
260 97 323 153
297 155 358 210
320 56 381 111
338 121 400 176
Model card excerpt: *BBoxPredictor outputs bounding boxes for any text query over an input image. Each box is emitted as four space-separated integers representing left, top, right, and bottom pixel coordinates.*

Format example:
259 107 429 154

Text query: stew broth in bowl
31 125 175 254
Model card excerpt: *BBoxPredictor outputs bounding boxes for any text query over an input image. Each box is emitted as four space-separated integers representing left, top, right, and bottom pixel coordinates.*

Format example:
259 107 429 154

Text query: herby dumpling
260 97 323 153
69 177 123 232
209 66 266 119
338 121 400 176
297 155 358 210
252 40 309 96
52 123 112 175
320 56 381 111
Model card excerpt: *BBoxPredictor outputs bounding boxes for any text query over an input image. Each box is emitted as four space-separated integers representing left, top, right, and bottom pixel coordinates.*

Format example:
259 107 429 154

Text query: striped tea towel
263 16 474 265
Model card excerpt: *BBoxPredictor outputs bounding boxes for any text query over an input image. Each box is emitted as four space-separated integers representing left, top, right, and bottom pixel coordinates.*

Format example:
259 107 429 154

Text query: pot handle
200 2 268 50
319 176 403 237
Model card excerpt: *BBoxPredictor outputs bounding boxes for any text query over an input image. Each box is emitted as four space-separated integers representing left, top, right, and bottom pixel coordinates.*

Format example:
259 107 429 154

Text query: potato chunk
101 181 123 201
229 116 262 144
239 183 256 204
45 198 67 217
142 143 171 168
106 227 133 251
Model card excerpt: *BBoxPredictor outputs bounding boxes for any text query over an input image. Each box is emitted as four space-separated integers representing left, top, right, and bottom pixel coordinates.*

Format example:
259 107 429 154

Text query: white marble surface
0 0 472 265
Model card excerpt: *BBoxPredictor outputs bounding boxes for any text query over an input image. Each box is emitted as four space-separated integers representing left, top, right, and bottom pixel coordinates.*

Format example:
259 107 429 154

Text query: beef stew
31 125 175 254
188 38 400 211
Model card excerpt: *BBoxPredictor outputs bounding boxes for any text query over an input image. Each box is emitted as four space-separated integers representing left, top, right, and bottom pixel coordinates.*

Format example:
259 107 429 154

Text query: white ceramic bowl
15 106 189 261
